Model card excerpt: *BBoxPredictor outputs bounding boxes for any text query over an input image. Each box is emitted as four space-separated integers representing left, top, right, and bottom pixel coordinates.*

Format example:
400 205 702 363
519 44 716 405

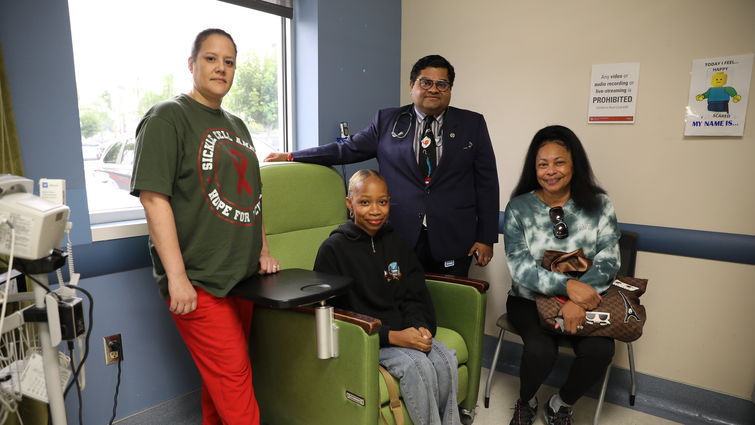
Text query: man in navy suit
265 55 499 277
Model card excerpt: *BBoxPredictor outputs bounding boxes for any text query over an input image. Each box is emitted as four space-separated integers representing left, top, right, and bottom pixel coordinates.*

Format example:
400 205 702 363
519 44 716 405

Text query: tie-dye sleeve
503 205 569 296
578 196 621 293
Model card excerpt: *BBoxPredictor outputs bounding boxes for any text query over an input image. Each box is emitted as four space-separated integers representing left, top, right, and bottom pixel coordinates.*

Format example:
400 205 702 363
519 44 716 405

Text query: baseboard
482 334 755 425
114 390 201 424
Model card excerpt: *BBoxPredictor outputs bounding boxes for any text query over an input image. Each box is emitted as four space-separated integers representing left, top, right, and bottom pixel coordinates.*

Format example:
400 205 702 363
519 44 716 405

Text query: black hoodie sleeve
313 238 350 311
397 239 437 336
313 238 340 275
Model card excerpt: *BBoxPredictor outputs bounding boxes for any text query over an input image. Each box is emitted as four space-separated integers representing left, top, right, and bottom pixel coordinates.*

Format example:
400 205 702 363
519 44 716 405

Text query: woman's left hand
566 279 601 310
559 301 586 334
258 252 280 274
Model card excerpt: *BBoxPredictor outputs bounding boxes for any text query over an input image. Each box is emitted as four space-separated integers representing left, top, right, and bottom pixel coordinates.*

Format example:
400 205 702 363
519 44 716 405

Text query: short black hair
511 125 606 211
409 55 455 85
347 169 387 199
191 28 237 60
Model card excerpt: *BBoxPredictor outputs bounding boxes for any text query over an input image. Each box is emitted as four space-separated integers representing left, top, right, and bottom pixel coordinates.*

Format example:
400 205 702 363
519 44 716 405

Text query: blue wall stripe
618 223 755 265
498 211 755 265
76 211 755 280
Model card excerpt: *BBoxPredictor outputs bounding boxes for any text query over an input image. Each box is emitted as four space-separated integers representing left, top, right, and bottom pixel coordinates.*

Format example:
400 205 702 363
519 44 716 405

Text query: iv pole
32 272 67 425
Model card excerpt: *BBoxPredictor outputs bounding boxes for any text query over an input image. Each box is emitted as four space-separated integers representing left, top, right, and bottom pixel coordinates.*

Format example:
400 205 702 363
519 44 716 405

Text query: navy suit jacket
294 104 499 261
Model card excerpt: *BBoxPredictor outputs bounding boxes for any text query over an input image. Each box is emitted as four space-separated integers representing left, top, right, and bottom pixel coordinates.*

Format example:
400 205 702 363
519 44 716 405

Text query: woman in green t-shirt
131 29 278 425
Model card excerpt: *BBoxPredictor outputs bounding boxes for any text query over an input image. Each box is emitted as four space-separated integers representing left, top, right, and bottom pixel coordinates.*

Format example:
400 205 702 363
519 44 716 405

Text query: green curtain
0 43 24 176
0 43 42 425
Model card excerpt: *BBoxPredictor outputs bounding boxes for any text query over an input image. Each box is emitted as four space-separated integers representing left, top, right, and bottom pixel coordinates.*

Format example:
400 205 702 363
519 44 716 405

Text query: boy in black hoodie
314 169 461 425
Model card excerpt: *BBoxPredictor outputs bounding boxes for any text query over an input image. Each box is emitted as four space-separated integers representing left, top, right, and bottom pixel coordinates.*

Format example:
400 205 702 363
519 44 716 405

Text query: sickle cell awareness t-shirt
131 94 263 298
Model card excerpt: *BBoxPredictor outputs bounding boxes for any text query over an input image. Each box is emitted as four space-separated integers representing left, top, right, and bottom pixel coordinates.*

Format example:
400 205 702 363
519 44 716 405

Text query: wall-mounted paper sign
588 62 640 124
684 53 753 136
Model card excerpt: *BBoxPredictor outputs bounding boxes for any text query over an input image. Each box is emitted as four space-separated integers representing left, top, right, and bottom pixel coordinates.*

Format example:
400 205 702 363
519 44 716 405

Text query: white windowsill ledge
91 219 149 242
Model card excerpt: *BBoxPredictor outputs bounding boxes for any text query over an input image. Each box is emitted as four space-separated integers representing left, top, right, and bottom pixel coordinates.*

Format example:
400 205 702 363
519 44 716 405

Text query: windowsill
91 219 149 242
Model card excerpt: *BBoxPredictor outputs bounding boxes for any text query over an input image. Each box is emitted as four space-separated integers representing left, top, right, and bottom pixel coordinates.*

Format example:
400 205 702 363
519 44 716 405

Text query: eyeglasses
416 78 452 93
549 207 568 239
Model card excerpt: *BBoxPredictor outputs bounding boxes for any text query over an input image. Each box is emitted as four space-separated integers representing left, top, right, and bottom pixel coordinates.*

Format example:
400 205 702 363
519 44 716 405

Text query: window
68 0 291 235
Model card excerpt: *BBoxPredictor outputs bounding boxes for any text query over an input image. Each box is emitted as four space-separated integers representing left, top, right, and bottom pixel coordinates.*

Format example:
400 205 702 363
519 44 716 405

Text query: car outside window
68 0 291 233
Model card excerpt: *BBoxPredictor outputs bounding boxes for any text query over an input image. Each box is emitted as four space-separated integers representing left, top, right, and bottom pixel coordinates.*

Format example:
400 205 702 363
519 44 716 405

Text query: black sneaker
543 398 573 425
509 398 537 425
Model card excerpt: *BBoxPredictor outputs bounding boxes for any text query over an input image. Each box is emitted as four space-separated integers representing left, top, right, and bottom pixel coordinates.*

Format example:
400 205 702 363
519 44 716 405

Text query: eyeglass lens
549 207 568 239
549 207 564 222
418 78 451 92
586 312 610 322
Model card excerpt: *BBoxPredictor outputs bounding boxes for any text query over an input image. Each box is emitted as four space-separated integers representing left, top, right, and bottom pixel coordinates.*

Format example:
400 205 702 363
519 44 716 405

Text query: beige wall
402 0 755 399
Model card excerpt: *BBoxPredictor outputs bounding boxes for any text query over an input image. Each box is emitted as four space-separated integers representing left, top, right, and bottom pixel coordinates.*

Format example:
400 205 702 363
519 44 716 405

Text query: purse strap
378 365 404 425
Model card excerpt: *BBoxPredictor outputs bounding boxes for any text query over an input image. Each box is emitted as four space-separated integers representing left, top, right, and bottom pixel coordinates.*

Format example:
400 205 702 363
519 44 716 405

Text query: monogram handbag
534 249 648 342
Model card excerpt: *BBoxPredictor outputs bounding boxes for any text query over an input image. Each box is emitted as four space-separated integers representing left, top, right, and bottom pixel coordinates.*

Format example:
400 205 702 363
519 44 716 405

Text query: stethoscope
390 107 415 139
391 106 467 149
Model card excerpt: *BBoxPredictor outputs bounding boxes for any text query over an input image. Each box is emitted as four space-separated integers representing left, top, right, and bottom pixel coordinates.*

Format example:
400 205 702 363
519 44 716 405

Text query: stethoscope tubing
390 107 414 139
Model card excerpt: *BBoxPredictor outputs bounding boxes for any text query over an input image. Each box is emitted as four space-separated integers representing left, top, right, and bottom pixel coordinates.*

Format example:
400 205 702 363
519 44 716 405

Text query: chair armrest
425 274 488 413
291 306 382 335
425 273 490 293
252 306 381 425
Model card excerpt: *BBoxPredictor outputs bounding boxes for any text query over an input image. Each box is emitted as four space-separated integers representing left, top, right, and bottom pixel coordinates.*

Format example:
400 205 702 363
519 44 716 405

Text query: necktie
419 116 437 184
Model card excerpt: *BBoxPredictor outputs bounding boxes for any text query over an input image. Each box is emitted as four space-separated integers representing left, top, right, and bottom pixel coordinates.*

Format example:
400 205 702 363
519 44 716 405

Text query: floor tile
474 368 681 424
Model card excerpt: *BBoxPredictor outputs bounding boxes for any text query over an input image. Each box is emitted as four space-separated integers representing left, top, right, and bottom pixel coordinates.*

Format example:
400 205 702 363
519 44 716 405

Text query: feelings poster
684 53 753 136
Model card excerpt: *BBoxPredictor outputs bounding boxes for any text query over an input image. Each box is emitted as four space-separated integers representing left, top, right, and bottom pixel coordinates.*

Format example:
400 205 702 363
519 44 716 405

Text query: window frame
69 3 293 241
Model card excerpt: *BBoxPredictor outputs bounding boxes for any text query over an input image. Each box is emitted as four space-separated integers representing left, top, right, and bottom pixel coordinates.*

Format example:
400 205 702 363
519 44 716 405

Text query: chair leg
484 328 505 408
460 407 475 425
627 342 636 406
593 364 611 425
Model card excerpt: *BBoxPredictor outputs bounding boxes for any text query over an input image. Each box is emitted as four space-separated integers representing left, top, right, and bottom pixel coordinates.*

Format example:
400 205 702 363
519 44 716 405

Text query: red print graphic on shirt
229 149 252 195
198 128 261 226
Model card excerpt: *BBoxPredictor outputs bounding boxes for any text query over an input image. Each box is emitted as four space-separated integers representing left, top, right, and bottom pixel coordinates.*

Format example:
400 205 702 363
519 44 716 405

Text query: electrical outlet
103 334 123 365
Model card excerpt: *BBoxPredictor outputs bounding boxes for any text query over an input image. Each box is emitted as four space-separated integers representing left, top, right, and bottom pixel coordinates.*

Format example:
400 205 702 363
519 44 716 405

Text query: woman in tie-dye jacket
503 125 620 425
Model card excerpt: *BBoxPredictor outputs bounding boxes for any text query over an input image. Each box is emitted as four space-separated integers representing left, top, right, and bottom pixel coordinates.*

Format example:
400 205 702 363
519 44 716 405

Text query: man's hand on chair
264 152 290 162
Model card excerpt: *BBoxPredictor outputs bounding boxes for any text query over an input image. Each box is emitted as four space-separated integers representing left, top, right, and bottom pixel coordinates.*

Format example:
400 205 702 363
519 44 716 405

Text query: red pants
169 287 260 425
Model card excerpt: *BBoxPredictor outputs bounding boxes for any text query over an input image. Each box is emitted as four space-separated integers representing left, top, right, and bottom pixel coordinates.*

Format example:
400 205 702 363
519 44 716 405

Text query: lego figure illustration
696 71 742 112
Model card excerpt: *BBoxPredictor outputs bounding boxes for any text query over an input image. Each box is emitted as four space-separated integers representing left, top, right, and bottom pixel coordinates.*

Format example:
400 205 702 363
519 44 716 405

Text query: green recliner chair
251 162 489 425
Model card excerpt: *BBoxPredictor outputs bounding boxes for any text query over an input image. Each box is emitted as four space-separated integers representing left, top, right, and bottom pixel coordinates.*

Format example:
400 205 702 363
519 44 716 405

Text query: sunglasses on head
549 206 568 239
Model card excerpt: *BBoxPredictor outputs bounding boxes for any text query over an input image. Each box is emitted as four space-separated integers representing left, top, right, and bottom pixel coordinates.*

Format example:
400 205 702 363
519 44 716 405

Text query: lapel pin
449 132 456 138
